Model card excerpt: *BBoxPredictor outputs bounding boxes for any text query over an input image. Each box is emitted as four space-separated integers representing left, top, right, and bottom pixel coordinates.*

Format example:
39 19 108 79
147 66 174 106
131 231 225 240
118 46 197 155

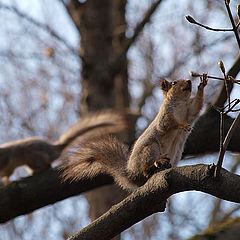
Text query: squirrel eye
172 81 177 86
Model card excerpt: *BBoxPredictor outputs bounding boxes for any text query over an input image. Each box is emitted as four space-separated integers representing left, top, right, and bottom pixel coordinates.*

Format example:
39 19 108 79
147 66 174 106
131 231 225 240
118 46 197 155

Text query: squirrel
61 75 208 191
0 110 128 185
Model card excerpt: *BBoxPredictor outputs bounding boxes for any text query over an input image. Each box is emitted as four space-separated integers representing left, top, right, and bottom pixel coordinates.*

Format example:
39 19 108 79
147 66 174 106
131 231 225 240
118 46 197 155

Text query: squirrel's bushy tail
55 110 128 150
60 135 136 191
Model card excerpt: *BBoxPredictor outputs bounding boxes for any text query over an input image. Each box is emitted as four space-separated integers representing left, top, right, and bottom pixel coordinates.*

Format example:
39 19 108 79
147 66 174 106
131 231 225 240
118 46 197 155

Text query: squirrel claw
154 161 172 170
198 73 208 89
143 156 171 178
178 123 192 132
154 156 172 171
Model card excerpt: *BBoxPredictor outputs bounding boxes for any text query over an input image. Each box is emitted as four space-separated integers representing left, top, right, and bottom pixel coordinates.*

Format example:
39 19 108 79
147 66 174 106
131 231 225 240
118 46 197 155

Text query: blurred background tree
0 0 239 239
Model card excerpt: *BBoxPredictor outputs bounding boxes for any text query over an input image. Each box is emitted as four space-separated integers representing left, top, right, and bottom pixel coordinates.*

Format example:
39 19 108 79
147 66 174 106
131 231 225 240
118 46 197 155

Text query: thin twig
220 205 240 222
214 1 240 175
58 0 84 31
225 1 240 49
0 4 79 57
223 73 231 110
110 0 163 73
189 72 240 84
224 99 240 114
215 113 240 177
186 15 233 32
212 99 240 113
214 55 240 109
237 21 240 29
215 112 225 177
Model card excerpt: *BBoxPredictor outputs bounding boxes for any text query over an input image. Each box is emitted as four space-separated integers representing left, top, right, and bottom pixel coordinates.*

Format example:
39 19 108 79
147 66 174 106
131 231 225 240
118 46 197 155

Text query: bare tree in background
0 0 240 239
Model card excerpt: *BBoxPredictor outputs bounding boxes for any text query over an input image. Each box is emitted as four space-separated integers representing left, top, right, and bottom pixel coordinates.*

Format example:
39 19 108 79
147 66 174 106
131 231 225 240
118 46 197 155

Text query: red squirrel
61 76 208 191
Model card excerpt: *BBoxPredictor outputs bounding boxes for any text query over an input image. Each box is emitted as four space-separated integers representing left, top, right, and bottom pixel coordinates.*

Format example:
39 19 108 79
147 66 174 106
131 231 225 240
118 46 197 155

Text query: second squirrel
0 111 127 185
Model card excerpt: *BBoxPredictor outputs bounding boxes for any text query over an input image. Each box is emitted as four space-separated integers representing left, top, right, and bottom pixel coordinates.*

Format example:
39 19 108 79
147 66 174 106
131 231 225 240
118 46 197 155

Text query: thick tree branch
1 110 240 223
184 109 240 156
110 0 164 74
0 169 113 223
68 164 240 240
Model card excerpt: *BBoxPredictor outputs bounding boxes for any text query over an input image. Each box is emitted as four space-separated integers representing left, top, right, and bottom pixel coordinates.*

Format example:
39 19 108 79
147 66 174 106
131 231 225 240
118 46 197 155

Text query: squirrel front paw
198 73 208 90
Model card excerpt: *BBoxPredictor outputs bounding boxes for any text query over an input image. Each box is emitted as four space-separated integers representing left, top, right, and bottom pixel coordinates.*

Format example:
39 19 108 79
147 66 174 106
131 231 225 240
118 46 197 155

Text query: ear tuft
160 79 171 92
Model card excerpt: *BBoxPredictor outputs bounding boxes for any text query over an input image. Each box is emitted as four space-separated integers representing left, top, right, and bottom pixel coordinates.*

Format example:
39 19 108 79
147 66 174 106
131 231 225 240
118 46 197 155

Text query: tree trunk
78 1 129 239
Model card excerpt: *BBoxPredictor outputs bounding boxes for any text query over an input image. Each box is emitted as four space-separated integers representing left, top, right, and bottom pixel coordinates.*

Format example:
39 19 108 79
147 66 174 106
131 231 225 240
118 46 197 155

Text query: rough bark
77 3 128 238
67 165 240 240
0 169 113 224
79 0 115 112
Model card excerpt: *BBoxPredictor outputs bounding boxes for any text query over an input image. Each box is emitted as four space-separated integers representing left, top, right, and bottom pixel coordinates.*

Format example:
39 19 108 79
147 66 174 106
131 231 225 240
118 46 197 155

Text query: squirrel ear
160 79 171 92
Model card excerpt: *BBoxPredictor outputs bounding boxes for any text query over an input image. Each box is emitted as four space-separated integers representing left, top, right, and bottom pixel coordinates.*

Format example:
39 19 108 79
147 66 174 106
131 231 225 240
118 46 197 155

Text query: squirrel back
54 110 128 151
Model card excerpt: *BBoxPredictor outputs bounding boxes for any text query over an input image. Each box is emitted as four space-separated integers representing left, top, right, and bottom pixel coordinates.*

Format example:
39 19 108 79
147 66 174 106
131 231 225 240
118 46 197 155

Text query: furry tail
55 110 128 150
60 135 136 191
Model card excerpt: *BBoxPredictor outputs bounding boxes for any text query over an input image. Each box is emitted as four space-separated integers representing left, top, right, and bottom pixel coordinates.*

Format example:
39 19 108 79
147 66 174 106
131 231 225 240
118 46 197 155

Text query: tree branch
58 0 85 32
213 54 240 108
110 0 164 74
184 109 240 156
68 164 240 240
0 169 113 223
1 110 240 223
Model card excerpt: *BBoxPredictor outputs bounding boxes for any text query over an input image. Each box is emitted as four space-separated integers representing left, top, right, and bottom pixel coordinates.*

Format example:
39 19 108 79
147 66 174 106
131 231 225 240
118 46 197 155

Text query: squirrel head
160 79 192 101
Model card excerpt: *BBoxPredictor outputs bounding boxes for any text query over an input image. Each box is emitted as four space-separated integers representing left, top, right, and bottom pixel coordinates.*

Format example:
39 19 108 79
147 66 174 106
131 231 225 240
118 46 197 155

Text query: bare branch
0 169 113 224
110 0 163 73
189 72 240 84
0 4 79 57
58 0 85 31
215 55 240 108
184 110 240 156
186 15 233 32
68 165 240 240
219 113 240 161
215 112 225 177
225 1 240 49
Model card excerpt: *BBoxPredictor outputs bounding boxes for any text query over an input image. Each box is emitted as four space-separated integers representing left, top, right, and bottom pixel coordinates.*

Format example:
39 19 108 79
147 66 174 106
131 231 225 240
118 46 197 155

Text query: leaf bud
218 60 226 75
186 15 196 24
